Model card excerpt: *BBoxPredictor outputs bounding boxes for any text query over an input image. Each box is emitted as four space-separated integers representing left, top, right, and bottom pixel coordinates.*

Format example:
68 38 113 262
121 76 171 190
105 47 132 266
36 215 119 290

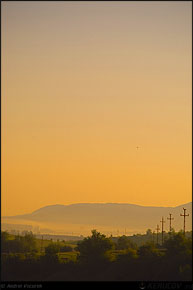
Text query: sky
1 1 192 216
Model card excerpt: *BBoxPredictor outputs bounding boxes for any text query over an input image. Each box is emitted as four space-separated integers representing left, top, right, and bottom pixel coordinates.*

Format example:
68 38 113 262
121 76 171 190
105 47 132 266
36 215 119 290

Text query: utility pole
180 208 189 235
156 225 160 245
40 235 43 253
152 230 155 244
167 213 174 233
160 217 166 246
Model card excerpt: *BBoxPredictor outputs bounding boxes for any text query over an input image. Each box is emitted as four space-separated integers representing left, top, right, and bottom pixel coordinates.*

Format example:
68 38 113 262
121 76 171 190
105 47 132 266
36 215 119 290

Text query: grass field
57 251 78 262
35 238 77 252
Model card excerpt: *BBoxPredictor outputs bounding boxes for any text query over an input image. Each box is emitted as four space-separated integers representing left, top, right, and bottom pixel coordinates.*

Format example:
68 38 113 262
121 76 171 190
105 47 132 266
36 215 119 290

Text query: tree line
1 229 192 281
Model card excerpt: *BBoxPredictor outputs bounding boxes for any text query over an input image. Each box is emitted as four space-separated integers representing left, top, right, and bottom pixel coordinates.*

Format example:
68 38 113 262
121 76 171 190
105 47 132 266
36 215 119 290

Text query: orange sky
1 1 192 216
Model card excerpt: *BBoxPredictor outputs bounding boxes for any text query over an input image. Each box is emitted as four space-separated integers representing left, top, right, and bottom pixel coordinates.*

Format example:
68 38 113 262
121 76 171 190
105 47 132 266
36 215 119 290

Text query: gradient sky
2 1 192 216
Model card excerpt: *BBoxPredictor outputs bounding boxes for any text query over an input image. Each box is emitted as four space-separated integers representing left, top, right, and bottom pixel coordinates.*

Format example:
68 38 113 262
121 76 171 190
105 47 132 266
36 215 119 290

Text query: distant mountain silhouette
3 202 192 233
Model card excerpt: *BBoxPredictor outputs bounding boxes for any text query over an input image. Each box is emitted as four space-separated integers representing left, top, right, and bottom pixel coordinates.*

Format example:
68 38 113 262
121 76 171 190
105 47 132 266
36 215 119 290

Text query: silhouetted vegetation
76 229 114 264
45 243 73 255
115 235 137 250
1 230 192 281
1 231 37 253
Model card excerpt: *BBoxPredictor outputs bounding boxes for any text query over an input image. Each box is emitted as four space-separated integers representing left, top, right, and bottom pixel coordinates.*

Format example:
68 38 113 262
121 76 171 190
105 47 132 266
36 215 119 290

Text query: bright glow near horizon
2 1 192 216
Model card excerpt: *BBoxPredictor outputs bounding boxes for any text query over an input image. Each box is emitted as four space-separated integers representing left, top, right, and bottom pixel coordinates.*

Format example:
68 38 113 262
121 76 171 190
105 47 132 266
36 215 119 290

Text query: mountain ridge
4 201 192 219
2 201 192 234
3 202 192 229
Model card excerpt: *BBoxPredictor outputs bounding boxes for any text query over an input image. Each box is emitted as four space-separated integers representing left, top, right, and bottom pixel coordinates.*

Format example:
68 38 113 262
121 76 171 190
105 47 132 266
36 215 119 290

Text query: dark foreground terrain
1 230 192 281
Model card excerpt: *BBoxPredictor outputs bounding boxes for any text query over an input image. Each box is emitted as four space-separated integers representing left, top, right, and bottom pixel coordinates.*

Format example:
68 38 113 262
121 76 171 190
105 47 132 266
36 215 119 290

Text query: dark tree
116 235 137 250
76 230 114 263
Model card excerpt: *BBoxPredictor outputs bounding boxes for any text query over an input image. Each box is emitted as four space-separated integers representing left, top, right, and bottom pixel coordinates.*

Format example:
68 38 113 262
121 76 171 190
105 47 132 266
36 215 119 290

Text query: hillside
3 202 192 234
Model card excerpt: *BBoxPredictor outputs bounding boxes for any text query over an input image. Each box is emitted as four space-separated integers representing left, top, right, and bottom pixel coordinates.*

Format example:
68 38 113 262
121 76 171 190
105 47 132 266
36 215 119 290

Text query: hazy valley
2 202 192 237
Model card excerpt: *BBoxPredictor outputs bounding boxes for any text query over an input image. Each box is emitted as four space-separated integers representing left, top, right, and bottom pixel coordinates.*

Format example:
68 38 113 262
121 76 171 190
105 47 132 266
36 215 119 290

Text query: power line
180 208 189 235
152 230 155 244
156 224 160 245
160 217 166 245
40 235 43 253
167 213 174 233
